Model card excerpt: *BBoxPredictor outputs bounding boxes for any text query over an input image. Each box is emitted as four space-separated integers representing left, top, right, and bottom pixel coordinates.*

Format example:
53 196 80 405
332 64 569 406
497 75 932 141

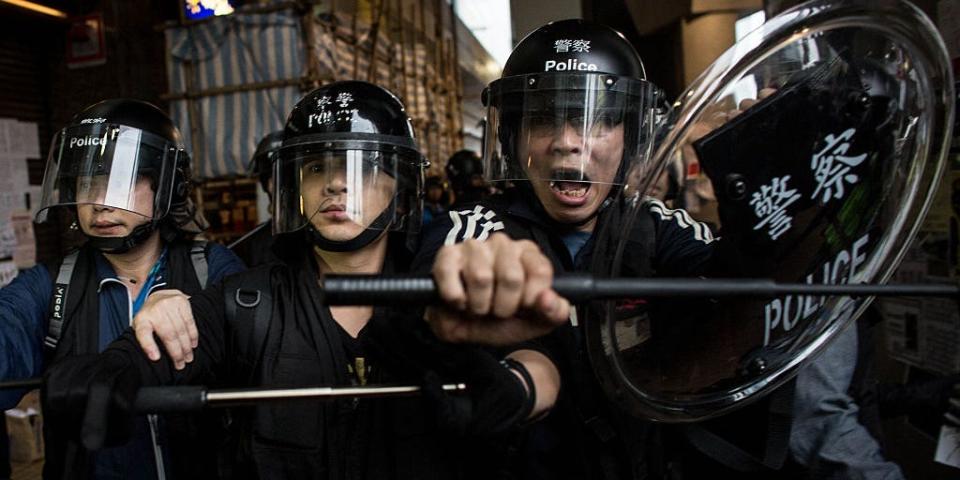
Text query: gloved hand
42 351 141 450
364 311 534 436
422 350 534 437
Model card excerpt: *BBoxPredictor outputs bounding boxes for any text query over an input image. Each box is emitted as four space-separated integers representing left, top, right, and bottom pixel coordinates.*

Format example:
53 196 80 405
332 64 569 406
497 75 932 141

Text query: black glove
364 311 534 436
42 350 141 450
422 352 534 437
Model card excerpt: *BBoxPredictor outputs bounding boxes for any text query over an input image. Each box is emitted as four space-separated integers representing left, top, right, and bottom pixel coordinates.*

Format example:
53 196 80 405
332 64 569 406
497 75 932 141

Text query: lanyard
131 248 167 316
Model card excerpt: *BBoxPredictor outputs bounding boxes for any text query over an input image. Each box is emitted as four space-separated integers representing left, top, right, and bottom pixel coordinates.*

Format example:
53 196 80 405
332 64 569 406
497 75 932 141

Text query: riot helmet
445 149 487 204
482 19 666 226
36 99 200 253
250 130 284 192
274 81 426 252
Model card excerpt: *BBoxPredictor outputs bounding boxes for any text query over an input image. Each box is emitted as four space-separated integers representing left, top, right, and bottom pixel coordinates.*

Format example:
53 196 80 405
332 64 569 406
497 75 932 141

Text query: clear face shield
273 145 423 241
483 73 666 223
36 124 181 224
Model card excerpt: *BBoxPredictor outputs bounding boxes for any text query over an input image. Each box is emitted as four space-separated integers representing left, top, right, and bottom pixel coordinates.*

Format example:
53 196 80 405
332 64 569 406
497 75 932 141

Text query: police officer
0 99 246 479
415 20 718 479
445 149 489 206
43 81 568 479
230 130 283 267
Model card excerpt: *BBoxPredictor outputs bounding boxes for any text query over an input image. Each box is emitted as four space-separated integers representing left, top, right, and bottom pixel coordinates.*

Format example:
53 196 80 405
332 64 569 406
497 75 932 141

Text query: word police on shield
587 0 955 422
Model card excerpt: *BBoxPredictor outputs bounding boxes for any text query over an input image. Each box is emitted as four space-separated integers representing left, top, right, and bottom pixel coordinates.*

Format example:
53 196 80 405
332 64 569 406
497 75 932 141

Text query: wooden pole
351 0 360 79
448 0 464 150
389 0 402 98
299 3 323 90
366 0 385 81
327 0 343 82
162 77 307 101
397 0 410 105
415 0 430 160
182 60 204 175
182 59 207 215
427 0 442 163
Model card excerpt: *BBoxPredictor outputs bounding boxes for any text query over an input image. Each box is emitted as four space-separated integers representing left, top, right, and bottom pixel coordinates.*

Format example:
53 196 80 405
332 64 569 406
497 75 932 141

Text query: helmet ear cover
171 152 192 204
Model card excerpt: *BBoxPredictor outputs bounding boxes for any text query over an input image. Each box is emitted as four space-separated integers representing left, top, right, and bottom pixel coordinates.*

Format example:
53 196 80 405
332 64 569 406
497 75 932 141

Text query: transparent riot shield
588 0 955 422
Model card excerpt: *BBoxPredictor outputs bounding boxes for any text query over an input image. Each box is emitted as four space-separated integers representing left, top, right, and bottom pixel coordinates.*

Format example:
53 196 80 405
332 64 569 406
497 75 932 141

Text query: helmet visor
483 73 666 189
274 146 423 236
36 124 180 223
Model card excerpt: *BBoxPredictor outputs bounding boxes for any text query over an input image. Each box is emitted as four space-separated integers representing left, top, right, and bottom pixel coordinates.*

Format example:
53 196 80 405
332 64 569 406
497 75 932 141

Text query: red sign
66 14 106 69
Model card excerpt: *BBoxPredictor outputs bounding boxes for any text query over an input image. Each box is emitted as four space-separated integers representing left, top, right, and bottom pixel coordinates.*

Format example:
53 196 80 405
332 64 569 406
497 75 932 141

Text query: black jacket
93 234 492 480
411 190 717 480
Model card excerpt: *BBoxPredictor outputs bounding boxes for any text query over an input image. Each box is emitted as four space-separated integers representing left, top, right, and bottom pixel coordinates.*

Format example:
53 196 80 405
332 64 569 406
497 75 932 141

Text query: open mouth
549 170 591 199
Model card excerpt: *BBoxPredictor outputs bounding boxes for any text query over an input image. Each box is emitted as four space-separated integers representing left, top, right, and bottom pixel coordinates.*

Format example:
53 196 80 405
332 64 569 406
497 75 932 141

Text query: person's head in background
445 149 489 205
424 175 449 207
250 130 284 213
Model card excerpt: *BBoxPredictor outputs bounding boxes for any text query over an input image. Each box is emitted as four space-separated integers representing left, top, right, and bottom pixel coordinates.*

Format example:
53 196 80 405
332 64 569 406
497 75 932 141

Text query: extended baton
5 275 955 407
0 380 466 413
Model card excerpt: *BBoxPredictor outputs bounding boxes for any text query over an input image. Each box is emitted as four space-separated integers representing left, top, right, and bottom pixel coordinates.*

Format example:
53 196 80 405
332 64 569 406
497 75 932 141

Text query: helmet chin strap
85 220 158 254
306 197 397 252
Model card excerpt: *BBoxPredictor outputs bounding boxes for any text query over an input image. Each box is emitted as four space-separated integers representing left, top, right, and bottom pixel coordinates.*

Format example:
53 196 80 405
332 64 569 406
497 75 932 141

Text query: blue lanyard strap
132 248 168 316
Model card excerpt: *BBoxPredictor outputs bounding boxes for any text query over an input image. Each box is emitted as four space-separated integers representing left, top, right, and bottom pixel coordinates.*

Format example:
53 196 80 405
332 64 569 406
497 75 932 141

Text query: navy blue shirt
94 248 168 352
561 231 592 263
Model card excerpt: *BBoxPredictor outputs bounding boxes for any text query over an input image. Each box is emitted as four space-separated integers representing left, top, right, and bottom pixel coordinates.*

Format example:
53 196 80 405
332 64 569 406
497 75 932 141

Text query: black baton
321 274 960 305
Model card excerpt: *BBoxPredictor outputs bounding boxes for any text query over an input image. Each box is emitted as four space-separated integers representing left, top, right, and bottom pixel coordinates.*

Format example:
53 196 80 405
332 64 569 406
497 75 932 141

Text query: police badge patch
443 205 505 245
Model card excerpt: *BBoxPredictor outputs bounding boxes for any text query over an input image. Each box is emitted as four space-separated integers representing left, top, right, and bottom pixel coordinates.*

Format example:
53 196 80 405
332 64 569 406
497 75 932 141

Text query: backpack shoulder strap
44 251 80 351
190 240 209 288
223 266 274 383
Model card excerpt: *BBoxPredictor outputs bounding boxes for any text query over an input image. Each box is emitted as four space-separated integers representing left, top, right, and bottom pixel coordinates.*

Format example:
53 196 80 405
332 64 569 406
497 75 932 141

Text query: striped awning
165 9 305 178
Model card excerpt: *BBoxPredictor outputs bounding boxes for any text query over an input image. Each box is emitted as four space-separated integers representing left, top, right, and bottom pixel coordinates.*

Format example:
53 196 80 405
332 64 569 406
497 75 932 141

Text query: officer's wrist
500 357 536 419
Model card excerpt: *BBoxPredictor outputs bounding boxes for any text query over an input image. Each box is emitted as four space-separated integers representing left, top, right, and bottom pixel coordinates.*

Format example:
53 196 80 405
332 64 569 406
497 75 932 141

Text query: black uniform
61 234 490 480
411 189 717 479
